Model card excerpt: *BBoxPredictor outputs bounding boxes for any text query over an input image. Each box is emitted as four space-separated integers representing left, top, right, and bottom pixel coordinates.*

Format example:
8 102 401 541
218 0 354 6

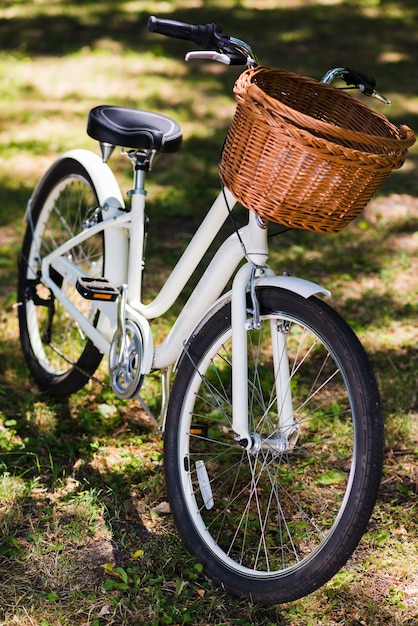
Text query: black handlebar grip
148 16 217 49
353 71 376 89
345 68 377 89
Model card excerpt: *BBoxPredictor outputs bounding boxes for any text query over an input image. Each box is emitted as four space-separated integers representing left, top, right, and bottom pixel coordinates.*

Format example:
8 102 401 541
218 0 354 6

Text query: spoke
175 297 364 583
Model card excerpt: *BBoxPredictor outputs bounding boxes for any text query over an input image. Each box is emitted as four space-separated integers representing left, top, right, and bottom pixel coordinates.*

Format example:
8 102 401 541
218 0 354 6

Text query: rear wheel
164 288 384 604
18 158 104 396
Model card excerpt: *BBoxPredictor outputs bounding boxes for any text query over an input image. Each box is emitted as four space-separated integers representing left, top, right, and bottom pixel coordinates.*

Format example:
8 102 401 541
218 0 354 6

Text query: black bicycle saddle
87 105 183 153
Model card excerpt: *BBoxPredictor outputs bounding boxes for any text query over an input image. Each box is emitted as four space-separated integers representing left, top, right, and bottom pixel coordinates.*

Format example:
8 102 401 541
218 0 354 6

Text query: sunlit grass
0 0 417 624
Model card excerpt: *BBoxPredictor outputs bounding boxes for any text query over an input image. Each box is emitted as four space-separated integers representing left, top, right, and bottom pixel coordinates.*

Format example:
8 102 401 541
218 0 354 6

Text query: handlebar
321 67 390 105
148 16 218 49
148 16 256 66
148 16 390 103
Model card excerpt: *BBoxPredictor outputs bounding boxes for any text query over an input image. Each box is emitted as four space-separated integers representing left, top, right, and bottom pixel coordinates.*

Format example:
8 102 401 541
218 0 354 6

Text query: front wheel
164 288 384 604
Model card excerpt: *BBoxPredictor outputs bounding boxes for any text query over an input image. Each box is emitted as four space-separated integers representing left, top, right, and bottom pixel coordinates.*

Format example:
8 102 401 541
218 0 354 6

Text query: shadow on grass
1 1 417 223
2 1 418 96
0 1 417 622
1 1 417 66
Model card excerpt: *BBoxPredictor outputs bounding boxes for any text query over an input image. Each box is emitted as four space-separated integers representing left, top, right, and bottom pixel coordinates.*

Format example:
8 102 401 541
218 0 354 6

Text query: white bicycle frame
35 147 329 444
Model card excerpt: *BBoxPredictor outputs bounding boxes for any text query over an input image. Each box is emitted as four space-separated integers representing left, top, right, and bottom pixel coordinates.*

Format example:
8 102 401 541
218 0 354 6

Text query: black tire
164 288 384 604
17 158 104 396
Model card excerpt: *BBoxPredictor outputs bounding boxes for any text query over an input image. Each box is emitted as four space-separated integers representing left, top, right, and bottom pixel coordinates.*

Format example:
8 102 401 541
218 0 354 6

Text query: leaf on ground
97 605 111 617
153 501 171 514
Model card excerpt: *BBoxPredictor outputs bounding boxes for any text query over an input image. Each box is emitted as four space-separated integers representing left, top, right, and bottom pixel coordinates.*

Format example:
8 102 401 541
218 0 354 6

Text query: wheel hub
240 423 300 456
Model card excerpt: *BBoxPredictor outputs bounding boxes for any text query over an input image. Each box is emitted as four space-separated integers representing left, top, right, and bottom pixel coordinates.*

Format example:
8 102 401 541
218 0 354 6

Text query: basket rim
234 66 416 150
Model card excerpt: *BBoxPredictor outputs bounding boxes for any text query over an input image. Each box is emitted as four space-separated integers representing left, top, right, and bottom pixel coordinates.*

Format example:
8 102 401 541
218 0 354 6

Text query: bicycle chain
47 342 111 389
47 341 160 428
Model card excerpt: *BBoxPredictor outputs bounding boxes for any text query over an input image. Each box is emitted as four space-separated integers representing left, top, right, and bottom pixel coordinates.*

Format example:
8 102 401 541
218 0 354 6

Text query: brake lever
185 50 231 64
357 84 391 105
185 49 255 66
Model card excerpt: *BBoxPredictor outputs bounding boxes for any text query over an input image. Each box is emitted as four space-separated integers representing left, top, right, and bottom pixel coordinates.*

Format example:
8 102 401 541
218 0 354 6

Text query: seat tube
127 168 146 302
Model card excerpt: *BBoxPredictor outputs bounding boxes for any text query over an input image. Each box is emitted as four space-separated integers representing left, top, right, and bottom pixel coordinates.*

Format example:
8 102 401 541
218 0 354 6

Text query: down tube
152 229 245 370
136 188 237 320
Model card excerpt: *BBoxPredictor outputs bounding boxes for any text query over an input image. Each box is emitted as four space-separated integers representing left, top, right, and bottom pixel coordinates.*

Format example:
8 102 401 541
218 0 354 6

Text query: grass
1 0 418 624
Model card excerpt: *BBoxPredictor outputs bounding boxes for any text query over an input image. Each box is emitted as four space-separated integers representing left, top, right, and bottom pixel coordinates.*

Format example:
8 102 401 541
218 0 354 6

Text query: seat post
123 148 157 195
133 166 146 196
126 157 149 303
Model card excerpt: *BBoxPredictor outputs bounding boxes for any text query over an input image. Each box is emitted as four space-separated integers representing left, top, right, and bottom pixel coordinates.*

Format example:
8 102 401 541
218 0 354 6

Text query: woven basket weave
220 66 415 233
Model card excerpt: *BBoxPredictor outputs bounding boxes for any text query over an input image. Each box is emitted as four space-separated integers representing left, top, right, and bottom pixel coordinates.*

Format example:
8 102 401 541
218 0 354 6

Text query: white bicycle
17 16 386 604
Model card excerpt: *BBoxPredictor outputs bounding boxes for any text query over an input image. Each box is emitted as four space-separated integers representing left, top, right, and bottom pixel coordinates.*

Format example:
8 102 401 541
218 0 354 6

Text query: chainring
109 319 145 399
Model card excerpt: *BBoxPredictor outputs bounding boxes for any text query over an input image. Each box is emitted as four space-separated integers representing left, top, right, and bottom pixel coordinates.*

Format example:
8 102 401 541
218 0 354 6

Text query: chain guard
109 319 145 399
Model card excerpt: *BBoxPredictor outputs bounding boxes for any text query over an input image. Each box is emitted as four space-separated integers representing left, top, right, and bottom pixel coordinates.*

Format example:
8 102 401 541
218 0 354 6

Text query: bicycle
16 16 414 604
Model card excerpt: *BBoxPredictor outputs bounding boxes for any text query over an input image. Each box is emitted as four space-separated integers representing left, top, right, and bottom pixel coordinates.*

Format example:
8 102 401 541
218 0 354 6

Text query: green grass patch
1 0 418 624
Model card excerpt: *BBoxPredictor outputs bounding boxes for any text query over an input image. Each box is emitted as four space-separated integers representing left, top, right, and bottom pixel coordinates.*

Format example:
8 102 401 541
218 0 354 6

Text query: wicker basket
220 66 415 233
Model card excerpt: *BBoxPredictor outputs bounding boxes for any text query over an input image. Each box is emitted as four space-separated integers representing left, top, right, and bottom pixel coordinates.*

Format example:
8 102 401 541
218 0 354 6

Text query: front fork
231 262 295 452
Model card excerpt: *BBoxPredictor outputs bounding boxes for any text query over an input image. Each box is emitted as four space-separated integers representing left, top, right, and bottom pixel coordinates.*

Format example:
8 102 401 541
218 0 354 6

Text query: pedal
76 276 120 301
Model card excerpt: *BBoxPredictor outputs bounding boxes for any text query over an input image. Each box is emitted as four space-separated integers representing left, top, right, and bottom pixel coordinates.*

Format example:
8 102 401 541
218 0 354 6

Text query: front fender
256 274 330 299
186 273 330 346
